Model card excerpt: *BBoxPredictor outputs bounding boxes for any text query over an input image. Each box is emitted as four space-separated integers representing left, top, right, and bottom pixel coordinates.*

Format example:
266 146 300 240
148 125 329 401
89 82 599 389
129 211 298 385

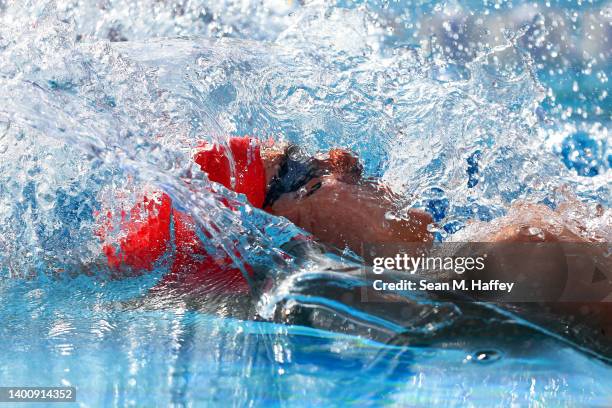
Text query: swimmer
257 140 608 249
100 136 610 337
100 136 434 294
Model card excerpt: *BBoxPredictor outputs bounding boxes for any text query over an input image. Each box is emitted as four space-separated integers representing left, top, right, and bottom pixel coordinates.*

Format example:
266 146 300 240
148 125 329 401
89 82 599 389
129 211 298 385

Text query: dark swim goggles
263 145 323 208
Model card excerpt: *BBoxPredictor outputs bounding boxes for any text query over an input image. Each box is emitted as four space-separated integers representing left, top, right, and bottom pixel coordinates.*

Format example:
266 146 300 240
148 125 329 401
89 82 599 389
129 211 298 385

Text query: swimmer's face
260 145 363 196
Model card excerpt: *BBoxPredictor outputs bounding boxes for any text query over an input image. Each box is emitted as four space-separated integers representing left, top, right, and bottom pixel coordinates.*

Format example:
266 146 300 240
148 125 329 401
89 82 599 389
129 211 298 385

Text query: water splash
0 0 609 358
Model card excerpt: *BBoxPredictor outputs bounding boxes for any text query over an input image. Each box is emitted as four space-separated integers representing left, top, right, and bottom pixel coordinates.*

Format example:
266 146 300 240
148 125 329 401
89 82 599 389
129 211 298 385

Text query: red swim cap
194 136 266 208
101 192 173 273
100 191 251 293
100 137 266 293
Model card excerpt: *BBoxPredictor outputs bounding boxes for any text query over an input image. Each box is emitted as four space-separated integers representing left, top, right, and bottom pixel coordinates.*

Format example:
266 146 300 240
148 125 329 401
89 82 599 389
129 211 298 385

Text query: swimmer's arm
458 202 612 339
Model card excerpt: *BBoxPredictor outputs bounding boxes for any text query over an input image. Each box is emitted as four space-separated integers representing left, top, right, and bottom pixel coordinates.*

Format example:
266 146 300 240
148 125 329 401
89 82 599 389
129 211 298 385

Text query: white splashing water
0 0 609 291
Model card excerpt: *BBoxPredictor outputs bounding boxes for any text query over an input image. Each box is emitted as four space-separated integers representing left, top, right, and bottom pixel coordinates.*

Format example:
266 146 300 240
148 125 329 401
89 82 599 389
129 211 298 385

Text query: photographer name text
372 279 515 293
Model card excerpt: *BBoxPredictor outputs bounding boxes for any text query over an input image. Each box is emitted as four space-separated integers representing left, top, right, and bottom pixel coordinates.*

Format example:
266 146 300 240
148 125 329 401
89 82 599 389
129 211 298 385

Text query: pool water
2 280 611 407
0 0 610 406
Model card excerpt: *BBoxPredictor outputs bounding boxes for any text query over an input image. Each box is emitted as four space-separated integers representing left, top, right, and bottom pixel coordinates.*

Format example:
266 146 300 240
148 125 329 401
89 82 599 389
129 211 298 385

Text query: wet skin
260 147 601 251
260 146 433 255
259 148 611 339
267 175 433 255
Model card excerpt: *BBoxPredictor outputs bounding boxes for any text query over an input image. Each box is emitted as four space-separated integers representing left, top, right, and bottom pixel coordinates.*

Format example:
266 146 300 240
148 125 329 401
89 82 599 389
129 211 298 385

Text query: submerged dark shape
249 239 612 364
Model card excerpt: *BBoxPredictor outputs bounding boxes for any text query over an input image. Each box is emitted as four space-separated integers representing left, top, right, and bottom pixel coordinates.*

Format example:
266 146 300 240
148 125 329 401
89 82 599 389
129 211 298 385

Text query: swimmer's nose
327 149 363 182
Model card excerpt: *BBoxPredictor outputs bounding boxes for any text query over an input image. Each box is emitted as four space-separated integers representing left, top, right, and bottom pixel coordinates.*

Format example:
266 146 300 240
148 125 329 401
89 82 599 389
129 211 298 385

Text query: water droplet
470 349 502 364
520 226 542 237
384 211 398 221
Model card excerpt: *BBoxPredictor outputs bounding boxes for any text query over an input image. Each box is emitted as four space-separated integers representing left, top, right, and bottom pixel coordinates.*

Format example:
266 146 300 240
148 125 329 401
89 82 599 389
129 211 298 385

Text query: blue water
0 0 610 406
2 281 611 407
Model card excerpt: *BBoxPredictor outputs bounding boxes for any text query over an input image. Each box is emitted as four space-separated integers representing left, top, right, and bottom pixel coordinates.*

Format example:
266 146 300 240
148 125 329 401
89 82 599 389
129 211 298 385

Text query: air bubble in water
467 349 503 364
